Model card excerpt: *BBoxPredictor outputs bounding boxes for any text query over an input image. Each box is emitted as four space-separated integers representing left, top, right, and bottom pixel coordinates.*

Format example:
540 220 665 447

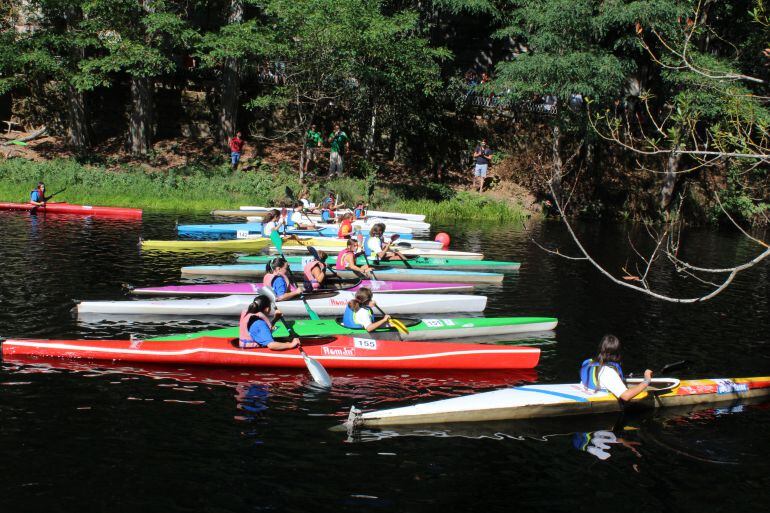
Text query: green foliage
711 164 769 225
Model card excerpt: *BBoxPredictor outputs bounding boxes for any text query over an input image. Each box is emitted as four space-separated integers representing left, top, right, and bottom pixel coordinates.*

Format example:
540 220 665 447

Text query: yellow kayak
140 235 346 251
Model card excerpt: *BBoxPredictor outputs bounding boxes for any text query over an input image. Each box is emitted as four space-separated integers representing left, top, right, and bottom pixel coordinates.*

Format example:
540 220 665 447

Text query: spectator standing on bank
304 124 323 174
229 131 245 171
472 139 493 193
328 124 349 176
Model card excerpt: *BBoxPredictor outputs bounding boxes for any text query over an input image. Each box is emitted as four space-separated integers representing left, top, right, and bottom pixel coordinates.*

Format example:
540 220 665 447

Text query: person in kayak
290 203 317 230
239 295 300 350
341 288 391 332
353 202 367 219
261 209 286 236
337 212 355 239
264 257 304 301
320 191 343 223
30 182 50 206
303 250 329 290
336 238 373 277
581 334 653 401
365 223 407 262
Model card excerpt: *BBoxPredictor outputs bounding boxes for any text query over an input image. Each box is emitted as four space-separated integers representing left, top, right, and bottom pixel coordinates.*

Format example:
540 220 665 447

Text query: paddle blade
300 347 332 388
390 318 410 335
302 297 321 320
270 230 283 252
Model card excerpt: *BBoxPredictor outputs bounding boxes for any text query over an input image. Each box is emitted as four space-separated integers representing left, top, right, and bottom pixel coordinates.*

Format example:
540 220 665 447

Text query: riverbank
0 158 531 221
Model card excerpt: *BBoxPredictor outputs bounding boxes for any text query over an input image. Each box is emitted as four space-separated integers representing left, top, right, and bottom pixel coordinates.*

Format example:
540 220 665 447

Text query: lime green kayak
149 316 557 342
237 254 520 271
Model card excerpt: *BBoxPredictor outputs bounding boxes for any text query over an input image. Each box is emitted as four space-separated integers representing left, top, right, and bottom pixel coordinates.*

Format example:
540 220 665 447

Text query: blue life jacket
30 189 43 202
363 235 384 258
354 208 365 219
580 359 624 391
342 305 373 329
321 209 332 223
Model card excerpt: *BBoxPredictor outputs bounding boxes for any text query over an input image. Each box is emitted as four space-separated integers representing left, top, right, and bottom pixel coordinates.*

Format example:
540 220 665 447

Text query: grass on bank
0 158 528 221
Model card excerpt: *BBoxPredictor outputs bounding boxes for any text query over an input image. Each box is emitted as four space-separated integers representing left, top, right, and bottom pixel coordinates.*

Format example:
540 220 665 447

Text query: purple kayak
130 280 475 297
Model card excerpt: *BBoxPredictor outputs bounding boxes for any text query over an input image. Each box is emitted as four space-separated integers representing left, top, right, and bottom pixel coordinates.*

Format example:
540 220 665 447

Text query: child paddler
290 203 318 230
261 209 286 237
303 250 329 290
580 334 653 401
365 223 407 262
238 295 300 350
341 288 391 332
29 182 50 206
337 212 355 239
336 238 373 278
263 257 303 301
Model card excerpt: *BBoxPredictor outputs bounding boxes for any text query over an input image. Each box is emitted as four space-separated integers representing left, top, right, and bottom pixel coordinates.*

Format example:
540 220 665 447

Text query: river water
1 211 768 512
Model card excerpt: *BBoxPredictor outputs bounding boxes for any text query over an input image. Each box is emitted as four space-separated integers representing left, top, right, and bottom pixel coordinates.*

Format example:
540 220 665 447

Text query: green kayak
237 254 521 271
149 316 557 342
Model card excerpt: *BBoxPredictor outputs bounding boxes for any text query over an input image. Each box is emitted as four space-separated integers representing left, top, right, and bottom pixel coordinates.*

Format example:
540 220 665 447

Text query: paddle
257 285 332 389
627 360 688 379
342 246 410 338
46 187 66 201
269 230 320 320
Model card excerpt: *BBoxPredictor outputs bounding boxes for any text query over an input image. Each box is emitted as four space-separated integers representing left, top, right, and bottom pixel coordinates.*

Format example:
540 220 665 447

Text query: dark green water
1 211 768 513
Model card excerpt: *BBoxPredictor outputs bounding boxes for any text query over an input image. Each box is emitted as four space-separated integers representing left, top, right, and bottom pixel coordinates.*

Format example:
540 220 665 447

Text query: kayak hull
238 254 521 271
276 243 471 255
177 223 413 239
180 264 503 283
239 206 426 223
150 316 558 342
76 293 488 316
140 236 333 251
243 217 417 235
350 377 770 427
130 281 476 296
0 202 142 218
1 336 540 370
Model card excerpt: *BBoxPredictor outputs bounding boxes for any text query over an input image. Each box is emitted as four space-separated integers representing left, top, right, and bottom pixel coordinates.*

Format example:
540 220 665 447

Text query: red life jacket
303 260 325 290
239 310 272 343
262 272 297 291
338 219 353 238
335 249 354 271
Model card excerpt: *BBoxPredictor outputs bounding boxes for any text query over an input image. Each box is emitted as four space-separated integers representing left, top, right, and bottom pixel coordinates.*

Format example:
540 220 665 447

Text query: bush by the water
0 159 527 221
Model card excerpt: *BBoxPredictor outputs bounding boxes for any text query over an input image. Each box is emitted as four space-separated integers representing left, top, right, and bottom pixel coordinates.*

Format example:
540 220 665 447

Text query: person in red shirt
229 131 245 170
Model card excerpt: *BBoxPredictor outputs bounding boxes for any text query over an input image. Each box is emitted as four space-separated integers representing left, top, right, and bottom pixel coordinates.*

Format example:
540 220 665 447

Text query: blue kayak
179 264 503 283
177 223 413 240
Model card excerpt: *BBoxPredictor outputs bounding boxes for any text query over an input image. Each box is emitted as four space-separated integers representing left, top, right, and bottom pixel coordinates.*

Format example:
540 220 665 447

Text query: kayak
0 336 540 370
240 206 426 223
275 245 480 258
150 316 558 342
244 217 419 234
177 222 413 239
238 254 521 271
0 202 142 218
298 215 431 232
180 264 504 283
344 376 770 427
140 236 329 252
130 280 476 296
75 292 488 316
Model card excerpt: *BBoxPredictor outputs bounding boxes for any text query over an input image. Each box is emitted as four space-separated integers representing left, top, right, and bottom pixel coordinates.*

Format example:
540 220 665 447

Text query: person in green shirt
304 124 323 173
328 124 349 176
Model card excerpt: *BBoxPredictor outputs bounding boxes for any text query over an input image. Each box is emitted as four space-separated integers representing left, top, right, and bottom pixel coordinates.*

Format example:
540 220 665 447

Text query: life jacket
354 208 365 219
580 359 625 392
342 305 373 329
303 260 325 290
338 219 353 238
363 235 383 258
262 273 296 292
239 310 273 344
335 248 354 270
30 188 44 203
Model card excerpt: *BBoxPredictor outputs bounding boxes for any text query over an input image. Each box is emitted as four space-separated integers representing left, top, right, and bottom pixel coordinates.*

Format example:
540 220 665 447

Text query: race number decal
236 230 249 239
441 319 455 326
716 379 749 394
353 338 377 350
423 319 444 328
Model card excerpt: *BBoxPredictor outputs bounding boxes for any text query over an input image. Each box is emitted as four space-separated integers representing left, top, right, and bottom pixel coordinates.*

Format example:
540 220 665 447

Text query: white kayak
245 216 417 235
75 292 488 317
274 246 482 259
240 206 426 222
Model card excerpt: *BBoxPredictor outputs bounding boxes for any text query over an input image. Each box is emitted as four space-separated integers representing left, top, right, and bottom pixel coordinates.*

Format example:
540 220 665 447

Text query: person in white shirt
261 209 286 237
290 203 317 230
341 288 392 332
581 334 653 402
365 223 407 262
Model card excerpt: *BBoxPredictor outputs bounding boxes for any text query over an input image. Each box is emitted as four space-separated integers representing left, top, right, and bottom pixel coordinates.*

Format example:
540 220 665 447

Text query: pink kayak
0 202 142 218
130 281 475 296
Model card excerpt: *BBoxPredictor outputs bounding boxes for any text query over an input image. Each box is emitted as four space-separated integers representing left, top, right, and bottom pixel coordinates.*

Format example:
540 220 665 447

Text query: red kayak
0 202 142 218
1 336 540 370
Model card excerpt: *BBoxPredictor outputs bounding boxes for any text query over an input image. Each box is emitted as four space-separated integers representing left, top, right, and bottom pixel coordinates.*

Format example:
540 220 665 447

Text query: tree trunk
129 76 153 156
364 104 378 159
219 0 243 149
551 124 563 203
66 82 89 150
660 148 680 211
